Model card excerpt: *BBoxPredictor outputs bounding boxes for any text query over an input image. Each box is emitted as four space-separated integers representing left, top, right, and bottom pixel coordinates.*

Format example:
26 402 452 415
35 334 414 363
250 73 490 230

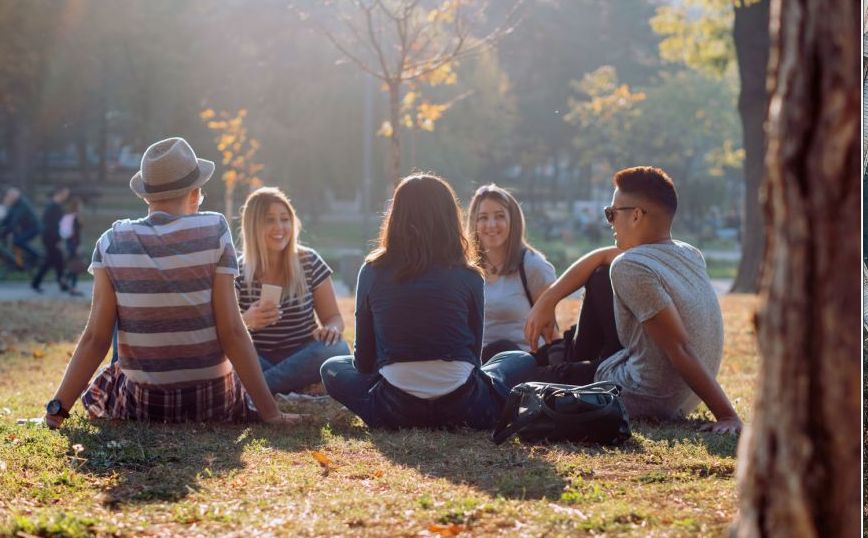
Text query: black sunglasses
603 206 645 223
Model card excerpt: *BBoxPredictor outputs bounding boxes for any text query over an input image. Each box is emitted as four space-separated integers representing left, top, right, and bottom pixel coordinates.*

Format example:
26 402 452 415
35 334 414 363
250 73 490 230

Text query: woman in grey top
467 184 556 362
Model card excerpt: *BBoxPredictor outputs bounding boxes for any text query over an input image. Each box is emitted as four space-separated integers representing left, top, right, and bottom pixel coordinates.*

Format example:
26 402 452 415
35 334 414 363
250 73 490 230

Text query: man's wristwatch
45 399 70 418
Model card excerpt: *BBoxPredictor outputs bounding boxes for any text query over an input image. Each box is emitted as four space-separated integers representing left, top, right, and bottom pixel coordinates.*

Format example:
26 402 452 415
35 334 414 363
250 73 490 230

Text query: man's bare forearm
667 345 738 421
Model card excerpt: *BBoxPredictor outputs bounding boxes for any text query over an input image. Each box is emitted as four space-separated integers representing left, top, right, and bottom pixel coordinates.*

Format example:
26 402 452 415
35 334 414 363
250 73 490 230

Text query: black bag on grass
491 381 631 445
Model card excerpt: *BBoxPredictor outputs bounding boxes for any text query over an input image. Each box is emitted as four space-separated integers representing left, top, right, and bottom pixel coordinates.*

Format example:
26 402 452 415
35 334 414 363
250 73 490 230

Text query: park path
0 278 734 303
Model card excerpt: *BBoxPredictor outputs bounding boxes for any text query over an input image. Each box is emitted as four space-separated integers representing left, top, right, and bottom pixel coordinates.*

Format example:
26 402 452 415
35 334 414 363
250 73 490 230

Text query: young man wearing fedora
523 166 741 434
44 137 300 427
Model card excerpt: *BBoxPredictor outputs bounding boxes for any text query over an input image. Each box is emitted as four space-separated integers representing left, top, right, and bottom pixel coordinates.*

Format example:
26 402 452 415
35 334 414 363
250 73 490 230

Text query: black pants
539 265 622 385
32 239 65 289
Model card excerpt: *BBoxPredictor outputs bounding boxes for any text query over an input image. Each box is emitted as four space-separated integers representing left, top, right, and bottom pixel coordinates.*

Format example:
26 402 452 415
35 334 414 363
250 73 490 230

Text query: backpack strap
491 388 542 445
518 248 534 307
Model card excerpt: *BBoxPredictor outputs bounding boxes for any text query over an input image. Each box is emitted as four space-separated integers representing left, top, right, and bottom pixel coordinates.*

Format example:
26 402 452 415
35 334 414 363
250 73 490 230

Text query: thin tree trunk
388 81 402 188
224 183 234 221
12 118 32 188
97 56 109 184
730 0 770 293
732 0 860 535
76 135 91 183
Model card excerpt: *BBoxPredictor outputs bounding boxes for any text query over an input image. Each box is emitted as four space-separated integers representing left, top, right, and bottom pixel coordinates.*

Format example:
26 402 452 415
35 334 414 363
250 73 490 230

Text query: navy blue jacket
41 200 63 243
0 197 40 237
353 261 484 374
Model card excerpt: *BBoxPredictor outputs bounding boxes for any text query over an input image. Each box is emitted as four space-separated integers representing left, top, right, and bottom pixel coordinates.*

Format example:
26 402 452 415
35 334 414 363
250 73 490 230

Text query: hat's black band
142 166 201 193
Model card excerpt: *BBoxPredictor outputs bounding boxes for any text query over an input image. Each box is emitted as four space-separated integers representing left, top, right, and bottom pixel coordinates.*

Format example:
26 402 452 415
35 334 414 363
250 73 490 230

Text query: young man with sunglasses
524 166 741 434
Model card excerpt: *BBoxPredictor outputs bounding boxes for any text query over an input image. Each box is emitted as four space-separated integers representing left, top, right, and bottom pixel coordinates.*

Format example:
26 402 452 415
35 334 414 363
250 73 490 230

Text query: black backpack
491 381 631 445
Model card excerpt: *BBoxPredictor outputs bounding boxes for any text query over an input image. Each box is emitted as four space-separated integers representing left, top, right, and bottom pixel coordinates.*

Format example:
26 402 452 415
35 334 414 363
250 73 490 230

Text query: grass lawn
0 295 758 537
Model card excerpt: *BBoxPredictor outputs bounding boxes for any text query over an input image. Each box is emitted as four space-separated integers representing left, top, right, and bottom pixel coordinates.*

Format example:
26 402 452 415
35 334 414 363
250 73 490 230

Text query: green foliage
565 66 743 232
650 0 762 77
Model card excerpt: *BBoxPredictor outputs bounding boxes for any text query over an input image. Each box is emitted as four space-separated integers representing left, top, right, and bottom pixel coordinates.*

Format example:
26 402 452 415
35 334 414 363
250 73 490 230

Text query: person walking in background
43 137 299 428
320 174 538 430
0 187 41 267
467 184 556 362
60 196 84 296
236 187 350 395
31 185 70 293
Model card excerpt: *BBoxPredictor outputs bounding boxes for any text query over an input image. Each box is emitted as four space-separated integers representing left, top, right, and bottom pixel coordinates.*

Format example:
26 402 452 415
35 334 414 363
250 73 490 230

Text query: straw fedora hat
130 137 215 201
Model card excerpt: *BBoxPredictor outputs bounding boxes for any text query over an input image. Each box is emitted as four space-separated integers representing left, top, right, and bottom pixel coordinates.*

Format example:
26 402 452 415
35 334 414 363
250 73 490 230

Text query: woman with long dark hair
320 174 537 429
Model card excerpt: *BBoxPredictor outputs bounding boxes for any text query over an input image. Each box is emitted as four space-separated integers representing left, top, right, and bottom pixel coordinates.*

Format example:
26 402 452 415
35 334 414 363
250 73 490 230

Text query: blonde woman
236 187 350 394
468 184 556 362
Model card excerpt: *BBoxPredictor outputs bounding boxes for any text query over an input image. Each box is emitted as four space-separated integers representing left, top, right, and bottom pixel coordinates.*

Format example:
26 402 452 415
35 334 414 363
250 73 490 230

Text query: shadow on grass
630 417 740 458
365 428 570 501
61 415 327 507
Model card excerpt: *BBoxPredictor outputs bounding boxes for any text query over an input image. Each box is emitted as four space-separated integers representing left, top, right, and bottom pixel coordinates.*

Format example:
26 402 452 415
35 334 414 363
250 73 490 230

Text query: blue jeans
320 351 537 430
260 339 351 394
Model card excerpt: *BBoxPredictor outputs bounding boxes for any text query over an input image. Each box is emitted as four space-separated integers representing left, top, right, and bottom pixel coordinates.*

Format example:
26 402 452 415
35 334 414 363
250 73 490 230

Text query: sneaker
31 284 43 294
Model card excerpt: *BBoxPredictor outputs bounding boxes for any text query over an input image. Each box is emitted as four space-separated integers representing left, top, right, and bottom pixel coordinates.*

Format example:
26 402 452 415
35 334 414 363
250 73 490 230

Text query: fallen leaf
32 347 45 359
311 450 333 475
428 523 466 536
372 469 384 478
311 450 332 466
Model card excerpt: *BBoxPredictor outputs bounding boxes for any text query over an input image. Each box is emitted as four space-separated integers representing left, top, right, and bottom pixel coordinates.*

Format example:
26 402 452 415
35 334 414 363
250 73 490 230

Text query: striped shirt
89 211 239 386
235 247 332 361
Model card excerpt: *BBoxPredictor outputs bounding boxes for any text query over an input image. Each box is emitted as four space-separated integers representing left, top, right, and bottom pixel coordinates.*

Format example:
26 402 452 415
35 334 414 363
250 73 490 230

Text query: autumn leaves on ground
0 296 757 537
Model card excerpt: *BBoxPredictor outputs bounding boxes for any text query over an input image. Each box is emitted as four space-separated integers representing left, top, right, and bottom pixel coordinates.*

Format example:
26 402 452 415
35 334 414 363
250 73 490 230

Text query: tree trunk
76 135 91 183
732 0 860 536
97 56 109 184
11 116 31 188
224 182 235 221
387 81 402 188
730 0 770 293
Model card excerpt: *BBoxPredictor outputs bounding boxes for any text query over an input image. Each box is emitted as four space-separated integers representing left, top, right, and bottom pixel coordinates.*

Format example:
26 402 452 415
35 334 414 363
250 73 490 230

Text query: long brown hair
367 173 480 280
239 187 307 301
467 183 532 276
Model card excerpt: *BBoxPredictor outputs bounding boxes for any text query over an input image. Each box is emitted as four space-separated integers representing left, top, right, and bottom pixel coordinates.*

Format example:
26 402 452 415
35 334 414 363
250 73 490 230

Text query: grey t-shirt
483 249 556 351
594 240 723 419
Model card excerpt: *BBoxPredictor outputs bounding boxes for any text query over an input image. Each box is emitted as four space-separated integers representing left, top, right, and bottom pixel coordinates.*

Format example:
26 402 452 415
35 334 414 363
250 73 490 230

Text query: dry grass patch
1 295 757 537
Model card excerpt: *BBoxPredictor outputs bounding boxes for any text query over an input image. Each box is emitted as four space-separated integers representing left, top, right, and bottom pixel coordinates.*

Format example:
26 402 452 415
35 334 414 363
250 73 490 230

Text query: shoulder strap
518 248 534 307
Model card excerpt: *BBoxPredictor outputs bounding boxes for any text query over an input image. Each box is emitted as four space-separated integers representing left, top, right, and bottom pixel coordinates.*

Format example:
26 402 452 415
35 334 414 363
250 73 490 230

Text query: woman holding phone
320 174 537 430
236 187 349 394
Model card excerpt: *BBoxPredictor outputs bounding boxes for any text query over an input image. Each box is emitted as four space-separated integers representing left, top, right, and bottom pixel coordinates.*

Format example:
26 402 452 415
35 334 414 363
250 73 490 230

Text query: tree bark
730 0 770 293
732 0 860 536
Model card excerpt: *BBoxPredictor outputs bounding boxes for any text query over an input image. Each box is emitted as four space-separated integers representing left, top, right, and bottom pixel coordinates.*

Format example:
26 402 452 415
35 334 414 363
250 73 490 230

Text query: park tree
200 109 264 220
494 0 660 207
0 1 61 186
563 66 646 194
651 0 770 292
565 67 743 235
410 48 518 190
732 0 860 535
296 0 522 187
